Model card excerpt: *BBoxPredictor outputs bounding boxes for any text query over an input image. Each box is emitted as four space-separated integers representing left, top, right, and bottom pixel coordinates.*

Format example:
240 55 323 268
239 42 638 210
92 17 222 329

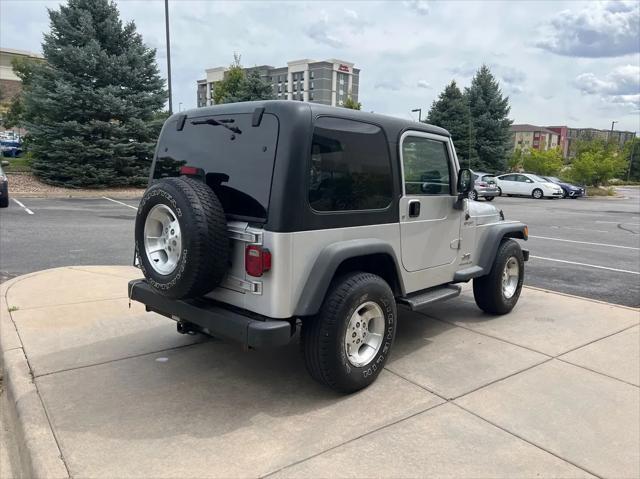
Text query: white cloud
574 65 640 111
574 64 640 95
536 1 640 57
1 0 639 131
417 80 431 89
403 0 430 16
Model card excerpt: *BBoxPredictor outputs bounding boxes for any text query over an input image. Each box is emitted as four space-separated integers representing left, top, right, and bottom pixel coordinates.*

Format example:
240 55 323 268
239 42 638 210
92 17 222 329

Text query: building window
310 71 315 79
308 117 393 212
310 81 314 90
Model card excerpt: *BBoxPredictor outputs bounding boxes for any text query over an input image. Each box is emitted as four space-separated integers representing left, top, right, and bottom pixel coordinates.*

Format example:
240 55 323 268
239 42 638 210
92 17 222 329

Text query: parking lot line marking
12 198 34 215
529 235 640 251
530 255 640 275
102 196 138 210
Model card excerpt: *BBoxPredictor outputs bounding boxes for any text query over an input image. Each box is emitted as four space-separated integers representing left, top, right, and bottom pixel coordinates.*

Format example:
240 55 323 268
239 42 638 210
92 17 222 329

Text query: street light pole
164 0 173 114
610 120 618 133
411 108 422 122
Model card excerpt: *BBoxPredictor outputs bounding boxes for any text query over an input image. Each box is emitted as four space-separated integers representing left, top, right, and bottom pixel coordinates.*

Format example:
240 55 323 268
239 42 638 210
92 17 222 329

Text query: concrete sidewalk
1 266 638 478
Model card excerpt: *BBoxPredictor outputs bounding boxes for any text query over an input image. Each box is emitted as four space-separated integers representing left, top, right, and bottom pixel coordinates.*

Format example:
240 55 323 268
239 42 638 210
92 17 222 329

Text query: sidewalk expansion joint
452 402 604 479
416 310 555 358
261 400 447 478
555 357 640 389
34 340 207 379
7 295 129 312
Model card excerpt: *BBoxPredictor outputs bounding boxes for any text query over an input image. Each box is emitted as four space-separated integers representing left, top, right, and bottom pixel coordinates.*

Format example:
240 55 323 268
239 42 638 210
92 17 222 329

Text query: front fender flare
454 222 528 282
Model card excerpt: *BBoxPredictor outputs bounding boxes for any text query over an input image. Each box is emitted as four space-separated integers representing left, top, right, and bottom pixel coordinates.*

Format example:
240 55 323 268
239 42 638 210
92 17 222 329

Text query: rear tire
301 272 396 393
473 239 524 315
468 190 478 201
0 196 8 208
497 187 502 196
135 177 229 299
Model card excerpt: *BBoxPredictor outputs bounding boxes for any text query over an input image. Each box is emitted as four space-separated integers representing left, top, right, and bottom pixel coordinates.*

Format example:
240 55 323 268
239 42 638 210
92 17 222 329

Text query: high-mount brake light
245 245 272 277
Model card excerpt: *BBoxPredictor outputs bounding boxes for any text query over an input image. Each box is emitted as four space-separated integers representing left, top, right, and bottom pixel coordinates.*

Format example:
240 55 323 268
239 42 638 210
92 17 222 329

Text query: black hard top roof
178 100 451 139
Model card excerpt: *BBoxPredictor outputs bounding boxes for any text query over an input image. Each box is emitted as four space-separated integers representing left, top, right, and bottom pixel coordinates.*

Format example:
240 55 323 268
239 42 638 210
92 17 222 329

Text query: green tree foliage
568 139 628 186
343 96 361 110
17 0 166 187
511 147 563 176
213 54 275 104
426 80 476 167
465 65 513 172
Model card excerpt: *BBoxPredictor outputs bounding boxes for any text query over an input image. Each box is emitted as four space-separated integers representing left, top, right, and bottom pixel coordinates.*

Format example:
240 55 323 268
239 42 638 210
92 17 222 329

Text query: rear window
152 113 278 220
308 117 393 212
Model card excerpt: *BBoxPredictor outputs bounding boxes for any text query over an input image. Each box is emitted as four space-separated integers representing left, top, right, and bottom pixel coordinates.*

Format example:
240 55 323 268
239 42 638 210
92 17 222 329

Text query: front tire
473 239 524 315
302 272 397 393
532 188 543 199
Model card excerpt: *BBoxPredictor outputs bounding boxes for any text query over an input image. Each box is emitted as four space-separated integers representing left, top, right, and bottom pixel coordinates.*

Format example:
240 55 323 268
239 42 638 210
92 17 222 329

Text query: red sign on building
338 64 350 73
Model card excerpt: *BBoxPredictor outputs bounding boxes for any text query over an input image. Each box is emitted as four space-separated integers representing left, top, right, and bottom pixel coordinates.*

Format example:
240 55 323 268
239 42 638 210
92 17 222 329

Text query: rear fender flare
294 239 404 317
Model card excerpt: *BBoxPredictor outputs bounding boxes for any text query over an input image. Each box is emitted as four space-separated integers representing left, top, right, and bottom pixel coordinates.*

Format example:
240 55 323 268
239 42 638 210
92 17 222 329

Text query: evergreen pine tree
425 80 476 167
18 0 166 187
237 70 275 102
465 65 513 172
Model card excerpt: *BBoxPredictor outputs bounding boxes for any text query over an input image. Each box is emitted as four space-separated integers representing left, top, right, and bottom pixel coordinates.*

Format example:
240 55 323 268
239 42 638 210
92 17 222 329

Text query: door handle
408 200 421 217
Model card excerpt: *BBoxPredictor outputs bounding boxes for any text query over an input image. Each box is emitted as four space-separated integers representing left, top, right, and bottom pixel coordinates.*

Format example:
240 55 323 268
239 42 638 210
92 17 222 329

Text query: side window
308 117 393 212
402 136 452 195
501 174 515 181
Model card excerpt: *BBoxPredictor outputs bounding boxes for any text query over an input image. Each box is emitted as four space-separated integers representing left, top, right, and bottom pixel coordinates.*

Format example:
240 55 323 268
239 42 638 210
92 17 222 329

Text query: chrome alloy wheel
344 301 385 367
502 256 520 299
144 204 182 275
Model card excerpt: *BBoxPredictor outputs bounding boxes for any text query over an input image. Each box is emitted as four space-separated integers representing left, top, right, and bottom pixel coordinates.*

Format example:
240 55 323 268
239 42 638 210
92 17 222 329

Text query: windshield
546 176 561 183
152 112 279 221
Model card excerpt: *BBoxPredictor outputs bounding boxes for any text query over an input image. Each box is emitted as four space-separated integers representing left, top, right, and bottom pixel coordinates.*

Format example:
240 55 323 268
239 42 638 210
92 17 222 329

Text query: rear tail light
478 182 488 187
179 165 203 176
245 245 272 277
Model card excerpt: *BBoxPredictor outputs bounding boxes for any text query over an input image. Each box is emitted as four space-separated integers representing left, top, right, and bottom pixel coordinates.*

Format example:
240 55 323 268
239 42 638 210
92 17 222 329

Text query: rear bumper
128 280 293 348
477 187 499 197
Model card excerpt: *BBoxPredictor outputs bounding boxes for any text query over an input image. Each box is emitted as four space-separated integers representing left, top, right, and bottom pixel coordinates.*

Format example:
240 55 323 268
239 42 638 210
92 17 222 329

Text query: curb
1 274 70 479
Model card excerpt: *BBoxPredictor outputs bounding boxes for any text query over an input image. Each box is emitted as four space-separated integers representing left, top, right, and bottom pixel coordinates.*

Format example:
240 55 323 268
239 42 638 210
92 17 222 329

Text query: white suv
496 173 563 199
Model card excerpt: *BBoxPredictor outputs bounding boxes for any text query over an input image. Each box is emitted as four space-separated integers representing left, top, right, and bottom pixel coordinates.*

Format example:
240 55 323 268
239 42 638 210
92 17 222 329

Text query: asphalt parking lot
0 189 639 307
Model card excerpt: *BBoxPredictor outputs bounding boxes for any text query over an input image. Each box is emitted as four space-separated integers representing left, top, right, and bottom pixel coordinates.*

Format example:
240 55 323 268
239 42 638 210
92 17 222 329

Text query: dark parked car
542 176 585 198
0 164 9 208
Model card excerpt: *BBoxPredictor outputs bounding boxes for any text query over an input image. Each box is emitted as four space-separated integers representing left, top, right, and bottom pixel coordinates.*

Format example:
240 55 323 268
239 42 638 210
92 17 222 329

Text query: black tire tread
302 272 393 392
136 177 228 299
473 239 524 315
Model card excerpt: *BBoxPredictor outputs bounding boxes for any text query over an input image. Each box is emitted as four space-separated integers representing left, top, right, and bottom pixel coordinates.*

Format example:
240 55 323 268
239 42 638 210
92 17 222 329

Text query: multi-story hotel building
197 59 360 108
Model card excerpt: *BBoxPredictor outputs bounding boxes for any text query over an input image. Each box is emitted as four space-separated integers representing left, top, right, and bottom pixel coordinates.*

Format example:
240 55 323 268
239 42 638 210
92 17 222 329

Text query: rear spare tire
135 177 229 299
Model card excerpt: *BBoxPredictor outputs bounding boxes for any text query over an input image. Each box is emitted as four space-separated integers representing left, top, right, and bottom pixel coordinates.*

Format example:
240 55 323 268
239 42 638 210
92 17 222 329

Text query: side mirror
457 168 473 197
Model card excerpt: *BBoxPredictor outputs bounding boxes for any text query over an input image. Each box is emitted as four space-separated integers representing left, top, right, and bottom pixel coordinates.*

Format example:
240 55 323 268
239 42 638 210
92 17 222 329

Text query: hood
559 182 581 190
467 199 501 225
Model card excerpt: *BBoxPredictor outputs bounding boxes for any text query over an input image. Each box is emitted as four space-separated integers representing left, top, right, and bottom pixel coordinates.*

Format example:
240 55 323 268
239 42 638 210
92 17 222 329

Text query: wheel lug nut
356 322 360 327
352 332 356 338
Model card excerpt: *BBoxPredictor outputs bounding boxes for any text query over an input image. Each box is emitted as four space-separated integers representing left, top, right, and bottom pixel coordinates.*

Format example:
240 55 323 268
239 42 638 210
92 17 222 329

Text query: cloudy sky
1 0 639 131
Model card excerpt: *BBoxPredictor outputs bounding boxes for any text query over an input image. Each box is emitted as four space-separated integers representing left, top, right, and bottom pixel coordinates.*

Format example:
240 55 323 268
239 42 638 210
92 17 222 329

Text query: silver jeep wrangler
129 100 529 393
